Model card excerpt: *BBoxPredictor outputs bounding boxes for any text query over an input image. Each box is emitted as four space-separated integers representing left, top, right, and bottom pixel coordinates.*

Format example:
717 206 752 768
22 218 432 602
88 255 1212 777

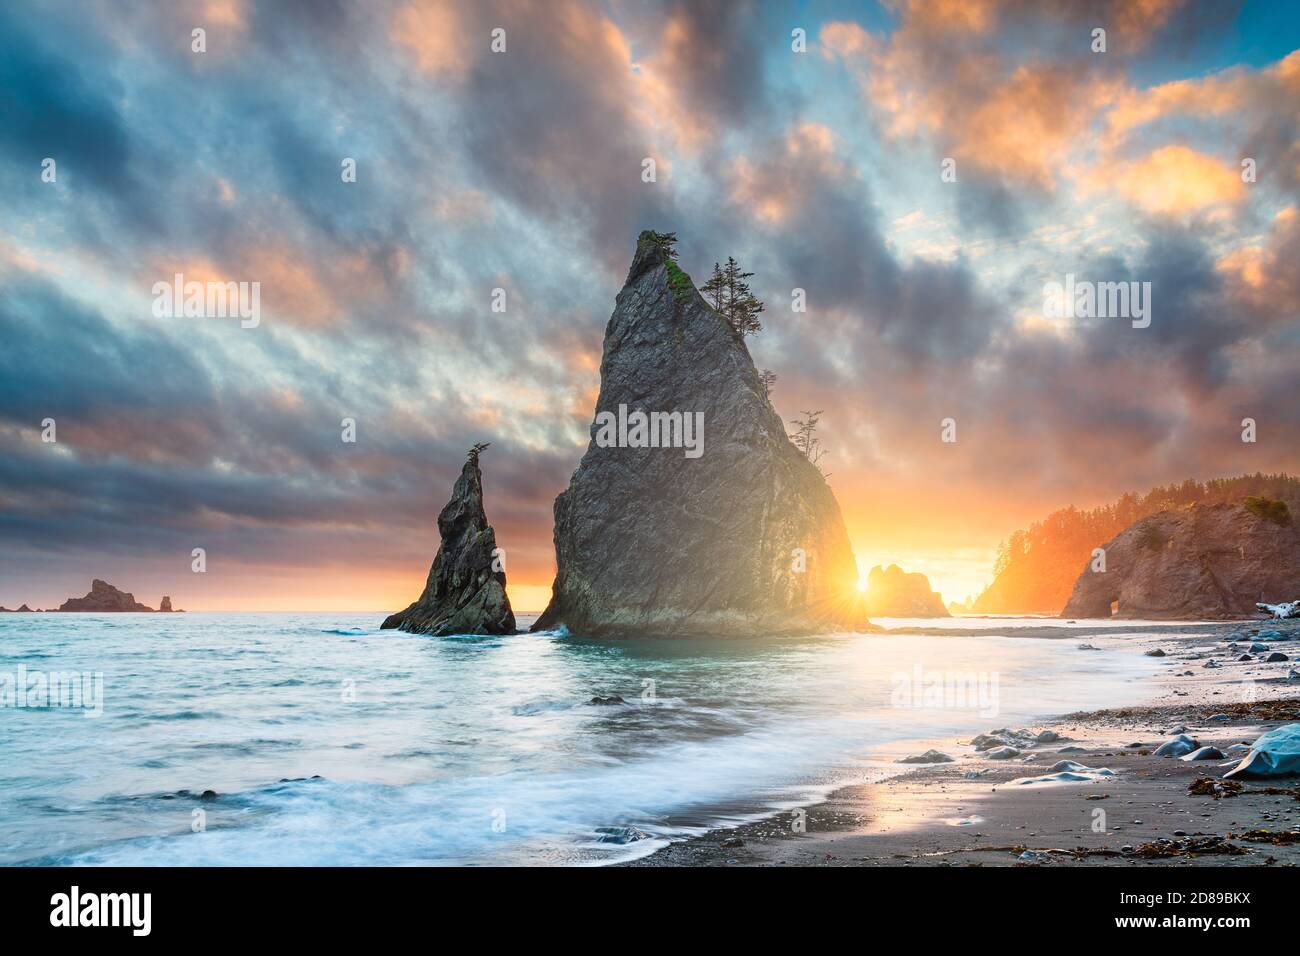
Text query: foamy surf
1 612 1166 865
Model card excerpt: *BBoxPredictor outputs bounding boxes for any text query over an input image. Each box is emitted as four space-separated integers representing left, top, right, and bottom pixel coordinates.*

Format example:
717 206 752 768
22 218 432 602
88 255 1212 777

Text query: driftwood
1257 600 1300 619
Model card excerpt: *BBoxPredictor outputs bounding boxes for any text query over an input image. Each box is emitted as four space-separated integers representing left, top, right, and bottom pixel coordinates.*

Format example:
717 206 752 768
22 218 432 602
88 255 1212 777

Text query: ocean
0 612 1165 865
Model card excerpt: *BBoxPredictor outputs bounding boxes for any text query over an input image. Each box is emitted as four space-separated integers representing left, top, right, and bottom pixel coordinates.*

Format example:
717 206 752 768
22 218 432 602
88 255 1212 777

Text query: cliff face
382 450 516 636
862 564 949 617
1062 502 1300 619
58 579 154 612
532 231 862 638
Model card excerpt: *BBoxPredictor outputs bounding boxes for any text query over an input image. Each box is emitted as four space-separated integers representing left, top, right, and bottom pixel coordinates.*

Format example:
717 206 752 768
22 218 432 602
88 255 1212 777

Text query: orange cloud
391 0 472 78
1089 144 1244 215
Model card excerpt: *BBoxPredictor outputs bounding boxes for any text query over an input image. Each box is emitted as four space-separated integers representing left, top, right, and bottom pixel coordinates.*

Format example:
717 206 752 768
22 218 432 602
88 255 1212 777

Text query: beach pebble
1203 660 1221 668
1077 643 1100 650
1057 746 1087 753
897 749 955 764
1237 654 1253 661
1144 648 1167 657
589 695 626 705
1265 652 1289 663
1036 730 1061 743
1179 746 1225 762
1206 714 1230 722
1288 669 1300 681
1250 643 1270 652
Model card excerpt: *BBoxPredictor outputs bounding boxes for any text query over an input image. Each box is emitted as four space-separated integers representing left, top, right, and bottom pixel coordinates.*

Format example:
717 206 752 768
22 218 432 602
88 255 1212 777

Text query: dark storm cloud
0 5 150 223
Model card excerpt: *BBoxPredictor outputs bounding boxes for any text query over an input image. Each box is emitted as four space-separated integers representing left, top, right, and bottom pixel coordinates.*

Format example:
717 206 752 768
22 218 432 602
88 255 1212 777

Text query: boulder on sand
381 445 516 636
1179 746 1225 761
897 749 955 764
1154 734 1199 757
1223 723 1300 779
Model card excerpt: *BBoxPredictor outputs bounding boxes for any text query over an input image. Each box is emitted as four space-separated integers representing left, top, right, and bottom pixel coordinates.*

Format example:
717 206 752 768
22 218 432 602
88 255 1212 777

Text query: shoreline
622 617 1300 866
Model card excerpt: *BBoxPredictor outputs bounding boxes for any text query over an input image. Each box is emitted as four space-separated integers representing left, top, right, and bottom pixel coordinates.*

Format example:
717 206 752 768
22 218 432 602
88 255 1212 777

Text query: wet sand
623 618 1300 867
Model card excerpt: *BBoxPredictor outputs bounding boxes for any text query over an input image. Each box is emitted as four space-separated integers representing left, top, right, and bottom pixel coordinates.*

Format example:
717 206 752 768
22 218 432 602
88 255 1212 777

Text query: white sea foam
0 612 1164 865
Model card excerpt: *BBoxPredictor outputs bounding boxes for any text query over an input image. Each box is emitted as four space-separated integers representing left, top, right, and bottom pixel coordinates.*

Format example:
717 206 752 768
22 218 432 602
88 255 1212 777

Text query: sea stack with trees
532 230 864 638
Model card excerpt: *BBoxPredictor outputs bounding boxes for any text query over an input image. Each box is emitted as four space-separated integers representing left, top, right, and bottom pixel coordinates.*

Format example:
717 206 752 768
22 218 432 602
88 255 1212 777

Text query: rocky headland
1063 500 1300 619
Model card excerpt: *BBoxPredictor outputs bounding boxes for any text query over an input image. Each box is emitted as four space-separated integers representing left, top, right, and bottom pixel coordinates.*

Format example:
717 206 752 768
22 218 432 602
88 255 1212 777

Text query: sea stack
57 579 155 612
532 230 863 638
381 445 516 636
159 596 173 612
1062 501 1300 619
862 565 950 617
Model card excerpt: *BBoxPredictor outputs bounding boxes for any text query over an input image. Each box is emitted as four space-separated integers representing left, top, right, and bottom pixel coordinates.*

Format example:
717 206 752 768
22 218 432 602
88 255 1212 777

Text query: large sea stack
1062 501 1300 619
381 445 516 636
57 579 155 612
532 231 863 638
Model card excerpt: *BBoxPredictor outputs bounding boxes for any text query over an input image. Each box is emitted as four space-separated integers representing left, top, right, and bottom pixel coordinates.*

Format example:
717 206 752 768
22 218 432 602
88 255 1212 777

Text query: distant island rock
1062 500 1300 619
532 231 864 638
862 564 950 617
381 445 516 636
0 604 34 612
57 579 156 612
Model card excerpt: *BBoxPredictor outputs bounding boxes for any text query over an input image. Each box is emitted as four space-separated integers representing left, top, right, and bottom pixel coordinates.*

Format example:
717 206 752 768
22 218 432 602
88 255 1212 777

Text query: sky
2 0 1299 613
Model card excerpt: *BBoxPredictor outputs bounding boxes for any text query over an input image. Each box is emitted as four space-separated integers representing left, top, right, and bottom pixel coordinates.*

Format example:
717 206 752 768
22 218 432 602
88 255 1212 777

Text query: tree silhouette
789 410 829 477
758 369 777 399
702 256 765 337
648 231 679 261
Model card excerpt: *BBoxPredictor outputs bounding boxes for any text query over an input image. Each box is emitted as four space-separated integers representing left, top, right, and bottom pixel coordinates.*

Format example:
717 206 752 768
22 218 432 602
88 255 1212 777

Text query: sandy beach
625 618 1300 867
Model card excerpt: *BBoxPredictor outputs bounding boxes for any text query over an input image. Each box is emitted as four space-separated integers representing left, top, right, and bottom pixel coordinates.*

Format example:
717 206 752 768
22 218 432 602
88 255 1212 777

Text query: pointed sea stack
533 231 864 638
381 445 516 635
159 596 174 612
